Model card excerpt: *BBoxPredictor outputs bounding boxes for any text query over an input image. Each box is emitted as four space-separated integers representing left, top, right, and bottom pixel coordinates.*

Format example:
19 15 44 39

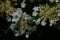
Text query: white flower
11 13 19 22
25 34 29 38
54 19 59 21
41 20 46 26
11 12 18 17
50 0 54 3
35 18 41 25
12 18 19 23
49 20 56 26
57 10 60 13
49 23 53 26
58 13 60 16
33 6 39 11
56 0 59 2
15 8 23 17
24 15 29 20
50 0 59 3
21 0 26 8
6 16 11 22
11 8 23 18
20 29 25 35
23 12 28 19
28 16 32 20
7 17 11 21
50 20 56 24
22 12 31 20
11 8 23 22
15 32 20 37
10 23 16 31
32 11 38 16
33 19 36 22
16 8 23 13
12 13 19 19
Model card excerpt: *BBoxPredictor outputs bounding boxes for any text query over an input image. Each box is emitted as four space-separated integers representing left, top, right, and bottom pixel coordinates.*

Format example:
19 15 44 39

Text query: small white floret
33 19 36 22
21 1 26 8
56 0 59 2
49 0 54 3
49 20 56 26
20 29 25 35
12 18 19 23
54 19 59 22
41 20 46 26
49 23 53 26
32 11 38 16
33 6 39 11
35 18 41 25
25 34 29 38
58 13 60 16
50 20 54 23
10 24 16 31
15 32 20 37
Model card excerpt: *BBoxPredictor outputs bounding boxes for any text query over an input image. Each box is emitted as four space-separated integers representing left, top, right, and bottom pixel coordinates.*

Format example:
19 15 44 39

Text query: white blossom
11 8 23 22
50 20 56 24
12 18 19 23
22 12 32 20
35 18 41 25
49 23 53 26
6 16 11 22
15 32 20 37
41 20 46 26
25 34 29 38
56 0 59 2
7 18 11 21
23 12 28 19
11 13 19 22
16 8 23 13
32 11 38 16
49 20 56 26
33 6 39 11
54 19 59 21
10 23 16 31
21 0 26 8
50 0 59 3
11 8 23 18
20 29 25 35
49 0 54 3
33 19 36 22
57 10 60 13
58 13 60 16
28 16 32 20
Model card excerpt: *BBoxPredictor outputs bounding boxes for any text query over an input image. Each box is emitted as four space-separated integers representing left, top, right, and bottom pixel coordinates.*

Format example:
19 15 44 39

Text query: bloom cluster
0 0 15 15
1 0 60 38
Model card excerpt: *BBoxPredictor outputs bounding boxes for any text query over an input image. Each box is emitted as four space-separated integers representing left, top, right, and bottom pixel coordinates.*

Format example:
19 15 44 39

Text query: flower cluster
0 0 15 15
1 0 60 38
38 4 60 26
